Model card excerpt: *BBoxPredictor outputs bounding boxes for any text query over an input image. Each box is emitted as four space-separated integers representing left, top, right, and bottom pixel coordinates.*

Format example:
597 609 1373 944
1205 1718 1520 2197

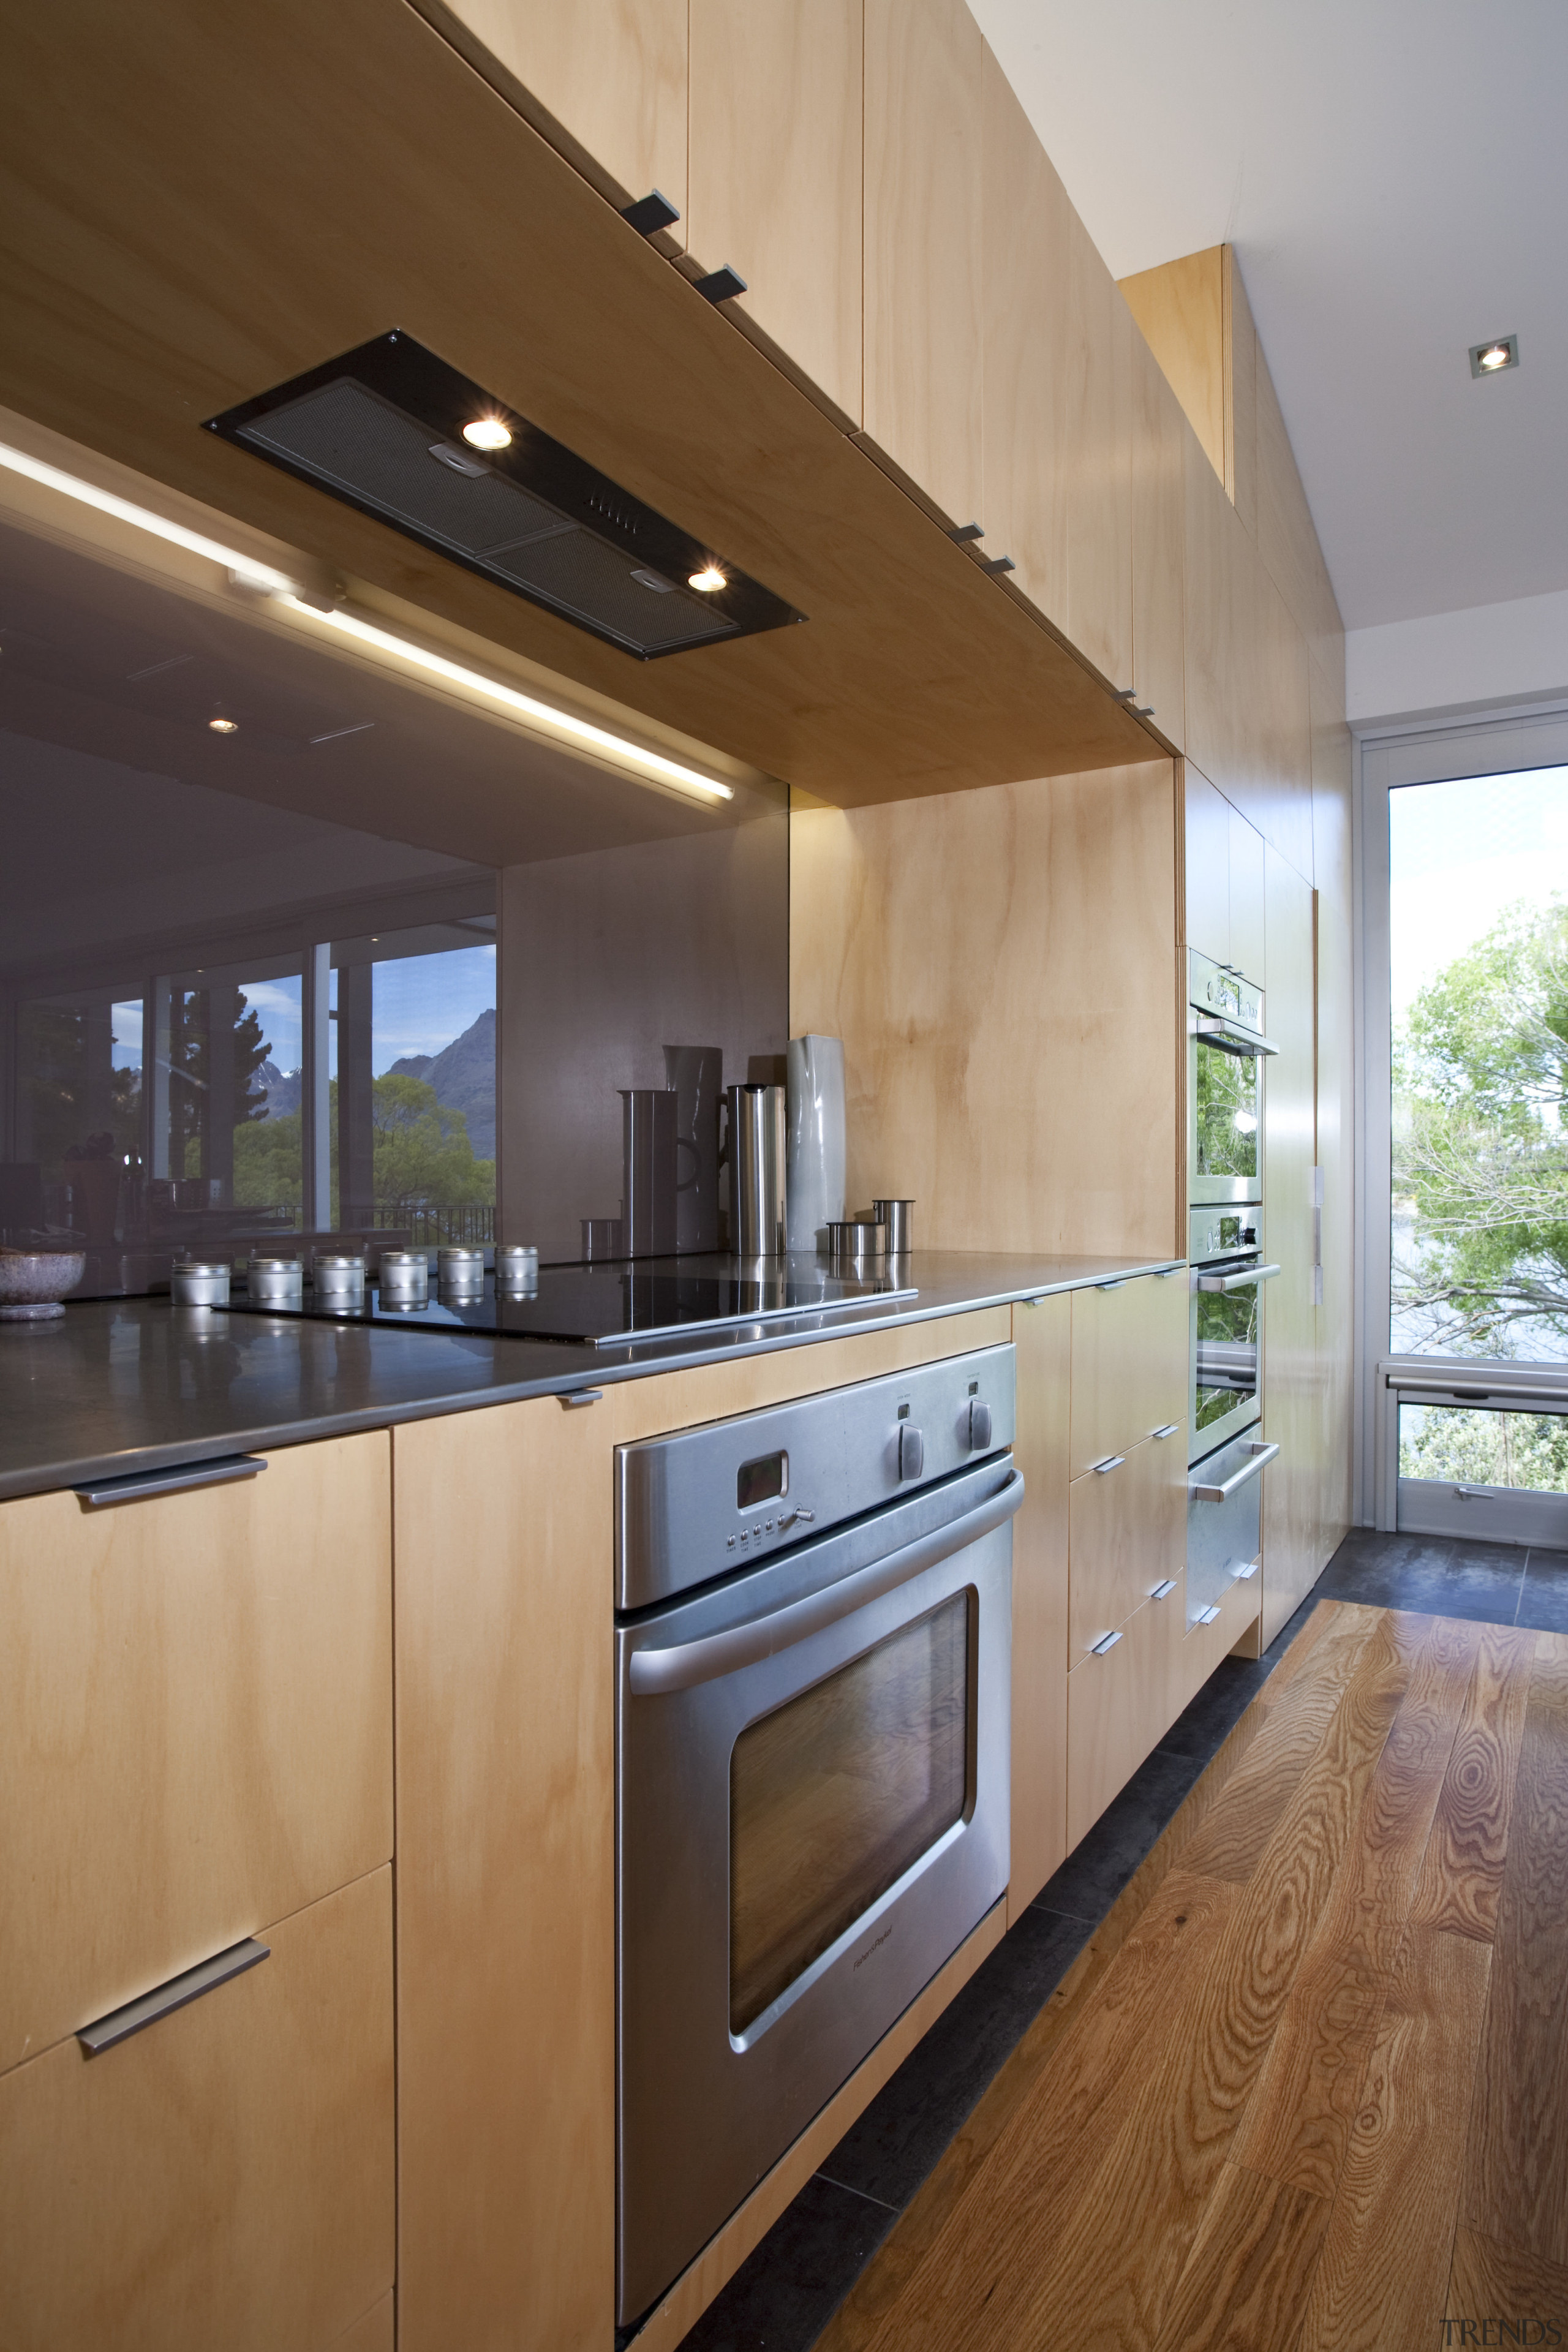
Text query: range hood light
688 565 727 593
273 594 734 804
0 440 298 595
208 715 239 734
461 416 513 451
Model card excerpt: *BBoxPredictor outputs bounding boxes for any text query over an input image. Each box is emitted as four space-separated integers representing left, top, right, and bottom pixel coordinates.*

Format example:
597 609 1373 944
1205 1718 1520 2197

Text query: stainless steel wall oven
614 1347 1020 2326
1188 949 1276 1205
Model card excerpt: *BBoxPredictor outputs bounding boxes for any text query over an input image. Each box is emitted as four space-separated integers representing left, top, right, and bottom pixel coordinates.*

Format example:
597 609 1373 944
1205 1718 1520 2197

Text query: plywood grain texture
1066 1581 1189 1852
0 1869 394 2352
1069 1267 1188 1477
1222 245 1259 535
1408 1623 1535 1942
1183 763 1231 961
688 0 864 426
1129 329 1187 748
1008 1292 1073 1916
1068 1438 1184 1662
333 2294 394 2352
788 761 1183 1262
1118 246 1226 486
0 0 1148 809
0 1431 392 2074
1310 655 1355 1561
1447 2225 1568 2346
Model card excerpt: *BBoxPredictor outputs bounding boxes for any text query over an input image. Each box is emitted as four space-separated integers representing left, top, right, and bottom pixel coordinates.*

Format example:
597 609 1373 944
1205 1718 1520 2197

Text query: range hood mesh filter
206 334 802 661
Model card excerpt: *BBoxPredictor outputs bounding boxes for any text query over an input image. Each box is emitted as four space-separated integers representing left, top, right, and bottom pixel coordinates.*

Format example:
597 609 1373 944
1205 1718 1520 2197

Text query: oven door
1190 1255 1281 1462
1189 1016 1274 1205
616 1455 1019 2326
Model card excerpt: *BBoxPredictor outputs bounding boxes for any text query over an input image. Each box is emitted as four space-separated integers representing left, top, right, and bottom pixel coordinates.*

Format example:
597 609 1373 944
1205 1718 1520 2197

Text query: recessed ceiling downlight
462 416 513 451
688 565 727 593
208 715 239 734
1469 334 1519 378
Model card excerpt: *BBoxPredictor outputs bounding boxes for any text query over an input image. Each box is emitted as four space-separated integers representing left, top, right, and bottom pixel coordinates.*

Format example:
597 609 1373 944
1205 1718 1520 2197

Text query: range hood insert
205 332 805 661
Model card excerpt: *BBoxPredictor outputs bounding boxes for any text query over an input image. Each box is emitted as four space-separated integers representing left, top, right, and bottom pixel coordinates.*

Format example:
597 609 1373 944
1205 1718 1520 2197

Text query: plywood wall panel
1118 246 1225 484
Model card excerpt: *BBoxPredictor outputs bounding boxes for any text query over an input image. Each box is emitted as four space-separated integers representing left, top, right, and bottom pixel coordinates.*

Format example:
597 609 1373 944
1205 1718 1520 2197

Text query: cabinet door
0 1432 392 2074
394 1395 615 2352
1008 1293 1071 1916
863 0 984 526
1063 220 1134 689
1229 801 1267 987
0 1868 394 2352
1183 765 1231 963
1065 1578 1186 1852
1069 1270 1189 1477
687 0 862 423
1261 842 1322 1650
1068 1430 1185 1663
437 0 688 228
1131 328 1185 747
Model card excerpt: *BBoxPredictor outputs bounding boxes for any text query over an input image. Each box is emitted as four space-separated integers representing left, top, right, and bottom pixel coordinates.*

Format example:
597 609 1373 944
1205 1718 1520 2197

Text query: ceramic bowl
0 1248 86 1321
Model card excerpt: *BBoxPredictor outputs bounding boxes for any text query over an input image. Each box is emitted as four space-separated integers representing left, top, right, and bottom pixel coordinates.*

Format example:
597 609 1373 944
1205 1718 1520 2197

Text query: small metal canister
377 1250 429 1306
437 1245 486 1294
314 1252 366 1306
871 1198 914 1256
824 1219 887 1275
170 1259 231 1306
248 1256 303 1306
495 1243 540 1295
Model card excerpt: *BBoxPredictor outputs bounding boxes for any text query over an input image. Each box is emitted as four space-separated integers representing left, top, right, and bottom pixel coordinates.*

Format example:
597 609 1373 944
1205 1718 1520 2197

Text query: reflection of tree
174 990 271 1178
1393 899 1568 1355
1400 1404 1568 1491
231 1073 495 1219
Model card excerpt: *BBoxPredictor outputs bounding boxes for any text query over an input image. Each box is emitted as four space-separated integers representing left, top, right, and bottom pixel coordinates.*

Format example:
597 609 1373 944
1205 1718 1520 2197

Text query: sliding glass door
1363 713 1568 1544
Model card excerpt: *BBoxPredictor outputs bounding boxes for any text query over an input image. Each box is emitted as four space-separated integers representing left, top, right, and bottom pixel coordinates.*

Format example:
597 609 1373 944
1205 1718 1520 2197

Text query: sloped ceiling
974 0 1568 631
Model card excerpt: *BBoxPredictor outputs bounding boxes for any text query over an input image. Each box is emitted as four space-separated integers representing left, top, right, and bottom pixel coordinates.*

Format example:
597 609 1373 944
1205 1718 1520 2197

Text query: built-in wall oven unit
615 1347 1021 2327
1188 949 1276 1205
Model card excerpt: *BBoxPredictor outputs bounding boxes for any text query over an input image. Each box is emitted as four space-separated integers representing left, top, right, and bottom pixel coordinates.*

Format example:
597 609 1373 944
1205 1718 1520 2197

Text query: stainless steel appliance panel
616 1343 1017 1609
616 1455 1016 2324
1186 1427 1280 1624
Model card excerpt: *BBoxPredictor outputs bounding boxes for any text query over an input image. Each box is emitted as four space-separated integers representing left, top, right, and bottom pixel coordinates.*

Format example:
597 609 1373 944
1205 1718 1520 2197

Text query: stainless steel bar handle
1196 1264 1282 1294
1151 1422 1180 1440
1189 1439 1280 1504
1194 1017 1280 1058
628 1468 1025 1696
1090 1629 1123 1655
73 1454 267 1509
78 1937 270 2054
1092 1453 1126 1475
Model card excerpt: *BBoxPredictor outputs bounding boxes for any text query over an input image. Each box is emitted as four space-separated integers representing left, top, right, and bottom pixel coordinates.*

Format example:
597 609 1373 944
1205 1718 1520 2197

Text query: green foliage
1400 1404 1568 1493
1393 897 1568 1354
229 1072 495 1219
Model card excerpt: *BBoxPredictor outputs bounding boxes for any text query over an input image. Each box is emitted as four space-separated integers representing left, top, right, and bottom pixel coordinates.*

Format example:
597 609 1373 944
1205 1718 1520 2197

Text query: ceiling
972 0 1568 633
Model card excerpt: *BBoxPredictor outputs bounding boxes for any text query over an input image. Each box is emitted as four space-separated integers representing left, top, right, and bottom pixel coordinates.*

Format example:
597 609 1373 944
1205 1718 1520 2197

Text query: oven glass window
1195 1283 1261 1435
1194 1040 1261 1183
728 1593 971 2033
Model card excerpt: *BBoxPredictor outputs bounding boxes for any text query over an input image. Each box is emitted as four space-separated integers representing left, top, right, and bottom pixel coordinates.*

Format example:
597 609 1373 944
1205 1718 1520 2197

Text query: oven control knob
897 1424 925 1481
967 1399 993 1450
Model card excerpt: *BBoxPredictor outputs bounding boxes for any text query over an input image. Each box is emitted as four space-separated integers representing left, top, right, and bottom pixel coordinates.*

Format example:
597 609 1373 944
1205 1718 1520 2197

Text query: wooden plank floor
814 1601 1568 2352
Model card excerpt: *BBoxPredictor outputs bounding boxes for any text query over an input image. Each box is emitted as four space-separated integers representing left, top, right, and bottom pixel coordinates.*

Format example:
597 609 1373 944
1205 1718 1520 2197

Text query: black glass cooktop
221 1253 915 1348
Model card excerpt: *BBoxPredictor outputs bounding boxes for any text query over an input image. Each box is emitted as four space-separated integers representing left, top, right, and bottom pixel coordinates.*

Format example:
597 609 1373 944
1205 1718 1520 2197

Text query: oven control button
967 1399 993 1450
897 1425 925 1480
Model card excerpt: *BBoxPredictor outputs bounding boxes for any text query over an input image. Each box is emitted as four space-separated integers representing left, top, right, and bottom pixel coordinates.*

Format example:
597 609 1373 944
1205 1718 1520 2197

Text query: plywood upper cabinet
862 0 984 527
428 0 689 230
687 1 863 424
1063 219 1134 690
1129 326 1185 745
1183 765 1230 963
1229 799 1267 987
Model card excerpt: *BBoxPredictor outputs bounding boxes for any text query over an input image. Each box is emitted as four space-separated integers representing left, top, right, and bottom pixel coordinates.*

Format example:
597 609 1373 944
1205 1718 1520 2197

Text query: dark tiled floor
668 1529 1561 2351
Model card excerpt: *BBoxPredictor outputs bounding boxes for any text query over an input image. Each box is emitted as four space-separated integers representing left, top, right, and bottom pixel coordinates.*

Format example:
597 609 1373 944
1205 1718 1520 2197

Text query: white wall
1347 587 1568 730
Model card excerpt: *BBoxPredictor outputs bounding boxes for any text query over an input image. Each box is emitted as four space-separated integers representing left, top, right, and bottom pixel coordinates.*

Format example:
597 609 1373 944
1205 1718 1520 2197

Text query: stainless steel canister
437 1246 486 1295
247 1256 303 1306
378 1250 430 1305
170 1259 231 1306
726 1082 786 1256
824 1219 887 1275
620 1088 678 1258
496 1243 540 1294
314 1253 366 1305
871 1199 914 1256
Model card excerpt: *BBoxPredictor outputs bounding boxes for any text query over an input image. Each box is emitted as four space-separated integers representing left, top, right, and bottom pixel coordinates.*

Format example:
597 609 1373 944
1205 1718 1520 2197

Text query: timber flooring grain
814 1602 1568 2352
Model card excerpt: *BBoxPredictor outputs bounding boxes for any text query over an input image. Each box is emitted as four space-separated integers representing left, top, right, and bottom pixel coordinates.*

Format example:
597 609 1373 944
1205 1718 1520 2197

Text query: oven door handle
1196 1263 1281 1293
1189 1440 1280 1503
1194 1016 1280 1058
627 1468 1026 1696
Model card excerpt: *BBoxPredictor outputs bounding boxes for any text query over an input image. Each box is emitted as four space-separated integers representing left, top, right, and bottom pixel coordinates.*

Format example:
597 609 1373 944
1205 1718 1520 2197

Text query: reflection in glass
1399 1403 1568 1492
1193 1040 1261 1183
1194 1282 1261 1437
728 1594 971 2034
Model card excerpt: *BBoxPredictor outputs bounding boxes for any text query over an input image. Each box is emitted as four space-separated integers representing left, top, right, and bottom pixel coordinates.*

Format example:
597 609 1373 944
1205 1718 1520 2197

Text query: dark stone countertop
0 1249 1182 1503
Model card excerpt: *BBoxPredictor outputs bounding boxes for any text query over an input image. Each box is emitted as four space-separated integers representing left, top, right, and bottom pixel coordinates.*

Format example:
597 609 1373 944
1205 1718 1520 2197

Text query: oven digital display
737 1450 788 1510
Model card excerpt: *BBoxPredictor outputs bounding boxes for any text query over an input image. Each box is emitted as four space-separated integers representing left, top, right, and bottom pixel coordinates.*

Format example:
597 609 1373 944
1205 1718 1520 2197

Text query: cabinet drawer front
1068 1432 1185 1661
1069 1272 1188 1477
1066 1578 1186 1850
0 1868 394 2352
0 1430 392 2070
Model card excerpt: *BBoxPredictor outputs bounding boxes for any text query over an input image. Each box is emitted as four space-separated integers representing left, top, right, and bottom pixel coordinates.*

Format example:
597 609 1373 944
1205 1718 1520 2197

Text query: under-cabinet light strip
273 595 734 802
0 439 297 595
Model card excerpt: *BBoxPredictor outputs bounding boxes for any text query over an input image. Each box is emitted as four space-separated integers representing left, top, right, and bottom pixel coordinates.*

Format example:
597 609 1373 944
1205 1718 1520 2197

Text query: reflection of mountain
252 1059 302 1118
389 1007 496 1160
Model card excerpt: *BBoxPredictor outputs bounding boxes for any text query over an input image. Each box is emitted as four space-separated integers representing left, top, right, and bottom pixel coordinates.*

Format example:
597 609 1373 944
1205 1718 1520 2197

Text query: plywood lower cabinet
0 1868 395 2352
1067 1427 1186 1663
1008 1292 1072 1918
1066 1577 1188 1851
1068 1267 1188 1477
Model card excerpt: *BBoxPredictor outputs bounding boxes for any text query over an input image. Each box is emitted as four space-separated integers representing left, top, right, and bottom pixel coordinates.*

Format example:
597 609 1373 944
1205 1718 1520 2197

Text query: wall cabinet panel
1229 799 1267 986
1260 842 1322 1649
863 0 985 526
688 1 862 424
1009 1293 1072 1917
1063 223 1134 687
1130 330 1186 747
1183 764 1231 961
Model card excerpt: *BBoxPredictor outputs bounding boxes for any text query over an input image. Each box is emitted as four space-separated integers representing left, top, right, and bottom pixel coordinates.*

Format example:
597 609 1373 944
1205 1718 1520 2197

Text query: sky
1389 763 1568 1021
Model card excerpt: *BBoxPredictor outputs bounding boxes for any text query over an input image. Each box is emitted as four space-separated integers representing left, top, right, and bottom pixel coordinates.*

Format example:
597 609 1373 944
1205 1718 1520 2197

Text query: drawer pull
1150 1578 1178 1600
1189 1439 1280 1503
1092 1453 1126 1476
559 1390 604 1409
1151 1423 1180 1441
1095 1278 1131 1292
1232 1558 1261 1581
1194 1604 1223 1625
78 1937 270 2054
73 1455 266 1509
1090 1629 1123 1656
